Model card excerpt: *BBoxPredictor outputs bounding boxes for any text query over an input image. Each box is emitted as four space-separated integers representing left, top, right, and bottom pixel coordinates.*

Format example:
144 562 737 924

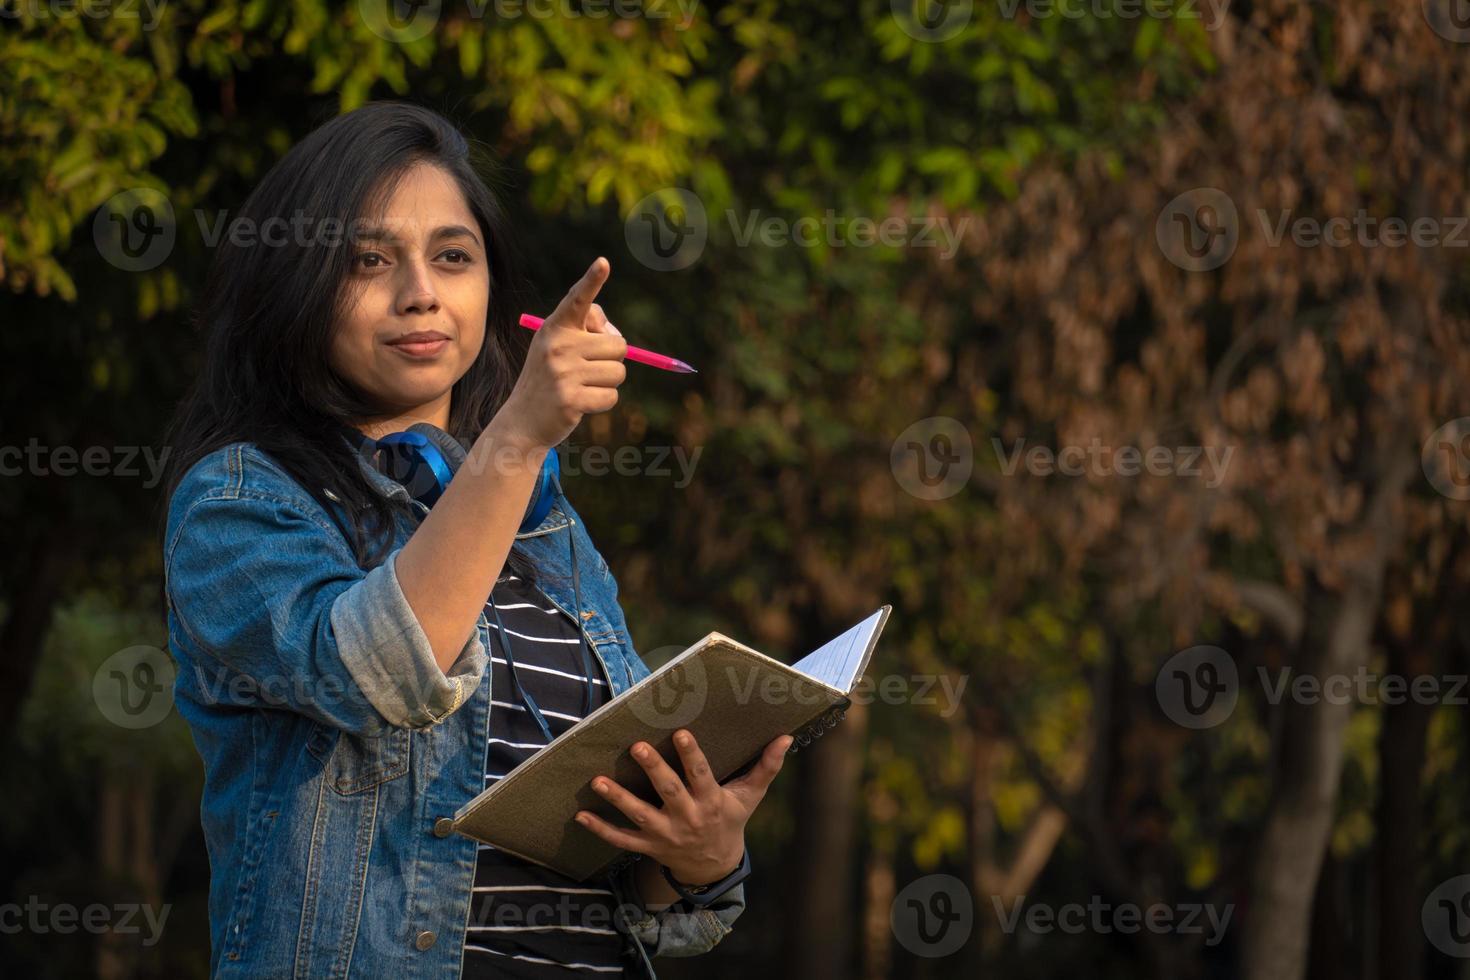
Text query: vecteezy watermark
891 417 975 501
356 0 700 44
1157 645 1470 730
625 188 709 272
1256 666 1469 708
891 874 973 957
1156 187 1240 272
1423 875 1470 958
627 646 709 730
0 897 170 946
891 0 973 42
1422 417 1470 500
1256 209 1470 249
467 892 647 935
726 210 971 261
1159 187 1470 272
994 0 1231 31
991 895 1234 946
0 0 167 30
623 188 971 271
94 188 176 272
1423 0 1470 44
0 440 171 486
992 437 1235 488
1156 646 1239 729
98 199 479 270
724 669 969 719
558 442 703 488
94 646 176 730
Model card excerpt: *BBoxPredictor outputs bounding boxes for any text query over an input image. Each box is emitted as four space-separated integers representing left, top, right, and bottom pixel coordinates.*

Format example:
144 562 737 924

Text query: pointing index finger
545 257 610 331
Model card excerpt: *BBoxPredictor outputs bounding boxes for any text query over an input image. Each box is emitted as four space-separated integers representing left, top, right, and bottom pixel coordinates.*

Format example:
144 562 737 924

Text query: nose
394 260 440 316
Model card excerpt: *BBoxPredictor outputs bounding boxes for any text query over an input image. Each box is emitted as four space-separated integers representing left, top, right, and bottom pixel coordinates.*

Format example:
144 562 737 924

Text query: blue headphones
356 422 560 534
349 421 594 743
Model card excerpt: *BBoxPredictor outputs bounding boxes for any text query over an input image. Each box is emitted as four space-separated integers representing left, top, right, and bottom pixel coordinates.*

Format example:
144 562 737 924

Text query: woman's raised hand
498 257 628 452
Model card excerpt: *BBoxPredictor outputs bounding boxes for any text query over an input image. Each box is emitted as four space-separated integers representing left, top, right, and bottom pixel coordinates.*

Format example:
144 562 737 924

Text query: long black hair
159 101 540 581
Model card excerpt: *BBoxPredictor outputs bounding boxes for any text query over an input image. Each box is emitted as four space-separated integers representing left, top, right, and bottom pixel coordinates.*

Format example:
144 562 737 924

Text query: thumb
726 735 792 807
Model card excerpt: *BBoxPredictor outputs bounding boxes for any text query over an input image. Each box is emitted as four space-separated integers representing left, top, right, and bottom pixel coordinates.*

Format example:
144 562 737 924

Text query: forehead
371 162 477 230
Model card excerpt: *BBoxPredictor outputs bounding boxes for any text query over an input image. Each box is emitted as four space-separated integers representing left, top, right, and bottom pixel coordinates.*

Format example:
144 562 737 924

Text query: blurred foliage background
3 1 1469 978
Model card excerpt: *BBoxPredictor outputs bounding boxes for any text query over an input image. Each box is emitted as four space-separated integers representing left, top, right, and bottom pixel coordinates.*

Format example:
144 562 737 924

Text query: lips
387 331 450 346
386 330 451 359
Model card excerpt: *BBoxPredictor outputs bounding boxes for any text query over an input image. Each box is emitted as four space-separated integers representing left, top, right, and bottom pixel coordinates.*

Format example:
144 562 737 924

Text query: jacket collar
331 429 570 538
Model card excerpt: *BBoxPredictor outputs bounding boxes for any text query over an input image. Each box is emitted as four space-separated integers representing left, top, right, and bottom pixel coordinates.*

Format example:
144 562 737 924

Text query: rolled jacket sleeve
609 860 746 959
166 483 487 736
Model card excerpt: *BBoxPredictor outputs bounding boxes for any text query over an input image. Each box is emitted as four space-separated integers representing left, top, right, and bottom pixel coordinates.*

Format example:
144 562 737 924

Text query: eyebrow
353 224 483 248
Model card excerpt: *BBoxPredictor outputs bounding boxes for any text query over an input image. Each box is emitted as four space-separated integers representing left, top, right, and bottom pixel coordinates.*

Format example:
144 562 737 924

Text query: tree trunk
0 532 70 744
1241 442 1411 980
1306 850 1355 980
861 840 895 980
1372 626 1435 980
785 700 867 980
1242 531 1407 978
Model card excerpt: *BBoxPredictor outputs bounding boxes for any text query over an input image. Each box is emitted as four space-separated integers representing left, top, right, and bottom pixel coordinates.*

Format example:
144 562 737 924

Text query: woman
159 101 790 978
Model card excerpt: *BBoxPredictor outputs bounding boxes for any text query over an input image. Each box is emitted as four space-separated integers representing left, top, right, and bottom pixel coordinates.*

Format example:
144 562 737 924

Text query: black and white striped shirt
461 573 625 978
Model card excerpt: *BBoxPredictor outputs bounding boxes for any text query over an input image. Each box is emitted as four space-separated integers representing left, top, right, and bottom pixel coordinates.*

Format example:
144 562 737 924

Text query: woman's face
330 161 489 430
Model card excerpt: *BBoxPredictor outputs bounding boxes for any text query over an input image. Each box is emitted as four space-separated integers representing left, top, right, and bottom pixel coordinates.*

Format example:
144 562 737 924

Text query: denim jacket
162 440 744 979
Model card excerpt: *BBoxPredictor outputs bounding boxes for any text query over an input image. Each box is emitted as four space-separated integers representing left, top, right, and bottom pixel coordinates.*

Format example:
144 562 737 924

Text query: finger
672 729 720 799
628 742 699 820
726 735 792 805
575 810 653 855
579 387 620 415
585 303 608 333
584 304 623 337
591 773 672 835
546 257 610 332
578 334 628 362
582 361 627 389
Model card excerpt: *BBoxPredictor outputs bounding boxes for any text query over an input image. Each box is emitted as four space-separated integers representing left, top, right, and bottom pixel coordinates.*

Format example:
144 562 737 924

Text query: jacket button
414 930 436 951
432 817 454 838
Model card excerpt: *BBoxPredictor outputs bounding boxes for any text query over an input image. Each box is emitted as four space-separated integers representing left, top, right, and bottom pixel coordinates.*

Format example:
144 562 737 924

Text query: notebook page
791 607 889 692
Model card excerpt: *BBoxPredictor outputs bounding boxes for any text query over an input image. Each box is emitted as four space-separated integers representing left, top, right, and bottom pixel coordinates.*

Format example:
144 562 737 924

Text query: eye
354 252 388 270
439 248 474 264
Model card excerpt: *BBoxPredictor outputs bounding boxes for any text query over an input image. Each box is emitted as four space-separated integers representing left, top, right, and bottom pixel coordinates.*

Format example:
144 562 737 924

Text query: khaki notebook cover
452 605 892 881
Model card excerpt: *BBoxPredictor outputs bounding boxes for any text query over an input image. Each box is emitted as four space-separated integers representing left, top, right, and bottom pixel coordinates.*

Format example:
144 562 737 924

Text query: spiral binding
787 701 850 753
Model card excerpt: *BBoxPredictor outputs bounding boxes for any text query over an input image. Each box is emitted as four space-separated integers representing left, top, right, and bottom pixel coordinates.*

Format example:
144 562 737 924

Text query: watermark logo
627 646 709 730
1423 417 1470 500
1158 647 1470 729
1156 645 1238 729
892 417 973 500
0 0 168 30
358 0 442 42
1423 875 1470 957
993 437 1234 487
1424 0 1470 43
94 188 175 272
0 897 170 945
891 874 973 957
626 188 708 272
891 0 973 42
994 0 1231 30
993 895 1233 945
727 210 970 260
1156 187 1239 272
93 645 176 729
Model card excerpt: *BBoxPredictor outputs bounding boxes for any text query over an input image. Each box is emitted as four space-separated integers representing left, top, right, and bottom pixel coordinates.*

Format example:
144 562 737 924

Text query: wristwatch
659 848 752 907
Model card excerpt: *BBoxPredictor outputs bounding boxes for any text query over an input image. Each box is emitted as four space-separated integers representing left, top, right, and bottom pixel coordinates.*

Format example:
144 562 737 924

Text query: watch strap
659 848 751 907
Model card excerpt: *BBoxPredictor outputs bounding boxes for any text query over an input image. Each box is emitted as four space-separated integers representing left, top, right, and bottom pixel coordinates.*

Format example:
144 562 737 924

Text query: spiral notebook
452 605 892 881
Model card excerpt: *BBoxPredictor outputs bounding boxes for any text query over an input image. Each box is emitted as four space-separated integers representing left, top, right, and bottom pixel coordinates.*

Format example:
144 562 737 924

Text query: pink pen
518 314 697 374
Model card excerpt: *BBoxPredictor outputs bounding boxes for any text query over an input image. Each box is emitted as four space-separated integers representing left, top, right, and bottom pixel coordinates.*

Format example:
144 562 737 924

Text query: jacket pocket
306 723 412 795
